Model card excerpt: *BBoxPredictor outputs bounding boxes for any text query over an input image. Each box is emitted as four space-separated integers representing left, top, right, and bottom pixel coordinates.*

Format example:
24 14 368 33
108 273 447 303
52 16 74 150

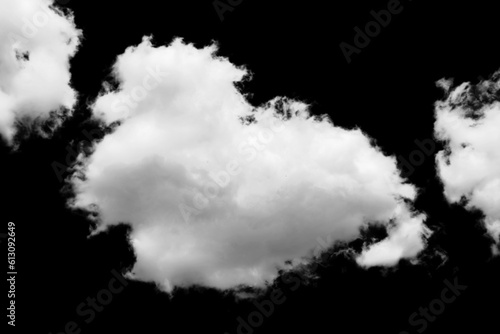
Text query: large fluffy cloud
0 0 80 144
70 37 430 291
435 76 500 253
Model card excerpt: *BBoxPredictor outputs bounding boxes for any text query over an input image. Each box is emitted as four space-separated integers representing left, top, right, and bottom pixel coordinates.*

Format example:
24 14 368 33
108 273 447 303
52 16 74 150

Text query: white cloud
356 208 430 267
70 37 429 292
435 75 500 252
0 0 80 144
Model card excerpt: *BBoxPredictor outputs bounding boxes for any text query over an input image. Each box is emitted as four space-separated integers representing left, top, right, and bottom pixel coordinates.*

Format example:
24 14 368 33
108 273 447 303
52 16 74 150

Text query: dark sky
2 0 500 333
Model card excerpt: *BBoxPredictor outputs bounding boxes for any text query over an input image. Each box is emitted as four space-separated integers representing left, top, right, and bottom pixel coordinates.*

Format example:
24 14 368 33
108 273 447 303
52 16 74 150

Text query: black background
2 0 500 333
